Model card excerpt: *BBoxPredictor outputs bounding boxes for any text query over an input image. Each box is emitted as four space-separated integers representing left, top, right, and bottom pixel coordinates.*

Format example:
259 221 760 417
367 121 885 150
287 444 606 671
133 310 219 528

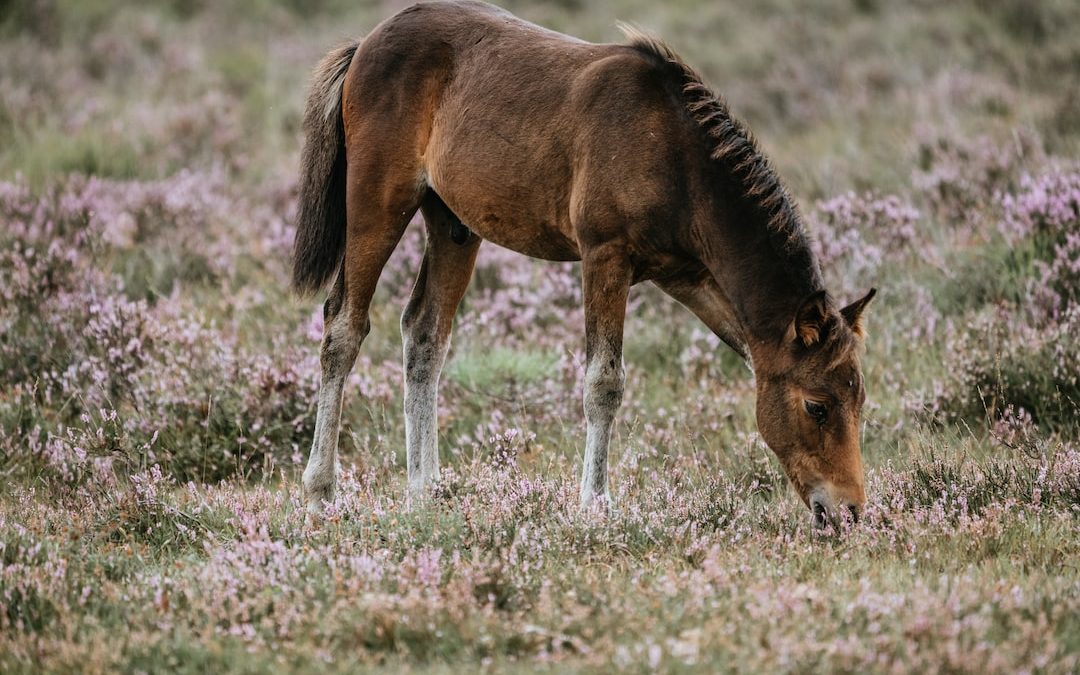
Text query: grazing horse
293 0 876 528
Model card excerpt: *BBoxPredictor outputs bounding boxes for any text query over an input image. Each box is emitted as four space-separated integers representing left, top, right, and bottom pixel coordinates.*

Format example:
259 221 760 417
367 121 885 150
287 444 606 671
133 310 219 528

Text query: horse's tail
292 40 359 296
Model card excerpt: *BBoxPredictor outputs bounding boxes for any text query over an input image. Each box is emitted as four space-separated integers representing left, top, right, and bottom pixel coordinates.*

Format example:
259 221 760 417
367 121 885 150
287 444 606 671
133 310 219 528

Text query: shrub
922 164 1080 435
893 440 1080 515
926 305 1080 434
0 173 315 483
998 165 1080 319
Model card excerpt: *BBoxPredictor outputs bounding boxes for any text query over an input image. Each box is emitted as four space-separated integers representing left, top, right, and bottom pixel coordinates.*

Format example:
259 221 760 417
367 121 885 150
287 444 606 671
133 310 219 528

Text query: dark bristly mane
620 25 823 292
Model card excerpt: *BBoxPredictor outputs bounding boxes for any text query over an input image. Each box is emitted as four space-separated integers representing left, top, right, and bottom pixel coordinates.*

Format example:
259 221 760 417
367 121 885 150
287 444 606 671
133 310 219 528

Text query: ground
1 0 1079 672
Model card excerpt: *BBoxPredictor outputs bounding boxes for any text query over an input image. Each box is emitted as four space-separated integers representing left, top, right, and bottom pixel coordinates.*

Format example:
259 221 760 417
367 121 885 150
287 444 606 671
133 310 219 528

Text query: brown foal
292 0 876 528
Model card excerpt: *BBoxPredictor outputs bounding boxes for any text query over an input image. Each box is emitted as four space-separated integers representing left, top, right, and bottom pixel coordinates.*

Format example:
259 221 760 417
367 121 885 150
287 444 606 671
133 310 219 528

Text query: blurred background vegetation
3 0 1080 188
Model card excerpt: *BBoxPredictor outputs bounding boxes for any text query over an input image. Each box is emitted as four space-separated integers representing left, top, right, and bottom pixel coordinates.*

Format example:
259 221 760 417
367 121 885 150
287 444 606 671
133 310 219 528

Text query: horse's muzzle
810 490 862 531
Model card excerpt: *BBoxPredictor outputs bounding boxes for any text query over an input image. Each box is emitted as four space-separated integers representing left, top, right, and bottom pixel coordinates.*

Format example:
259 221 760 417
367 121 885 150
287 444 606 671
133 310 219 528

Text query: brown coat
294 1 875 527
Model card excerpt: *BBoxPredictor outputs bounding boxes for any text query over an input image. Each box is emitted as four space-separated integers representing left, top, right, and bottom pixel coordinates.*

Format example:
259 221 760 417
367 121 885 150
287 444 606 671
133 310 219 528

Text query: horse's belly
441 193 581 261
426 150 582 261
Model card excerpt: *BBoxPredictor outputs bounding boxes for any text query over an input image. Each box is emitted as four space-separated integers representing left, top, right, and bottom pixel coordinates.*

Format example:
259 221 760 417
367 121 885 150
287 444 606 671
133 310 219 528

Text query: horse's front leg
578 243 631 508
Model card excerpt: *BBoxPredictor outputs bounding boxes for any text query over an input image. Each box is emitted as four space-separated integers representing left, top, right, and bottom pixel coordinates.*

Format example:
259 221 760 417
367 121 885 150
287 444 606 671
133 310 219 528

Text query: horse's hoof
405 480 437 509
302 479 335 518
305 498 325 517
579 494 616 518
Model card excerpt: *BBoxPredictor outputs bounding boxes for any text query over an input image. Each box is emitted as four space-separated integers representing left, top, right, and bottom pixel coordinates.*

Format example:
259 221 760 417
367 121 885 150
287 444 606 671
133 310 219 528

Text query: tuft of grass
446 346 561 394
2 127 144 185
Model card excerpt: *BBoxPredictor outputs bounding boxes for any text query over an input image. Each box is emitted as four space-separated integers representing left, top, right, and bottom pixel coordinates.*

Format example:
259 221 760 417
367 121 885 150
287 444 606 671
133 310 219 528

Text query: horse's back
344 0 697 263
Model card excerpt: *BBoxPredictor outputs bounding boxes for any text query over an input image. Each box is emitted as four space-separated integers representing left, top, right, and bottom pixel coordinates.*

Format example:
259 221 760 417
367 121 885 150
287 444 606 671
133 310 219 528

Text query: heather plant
1033 230 1080 319
912 131 1043 235
998 165 1080 243
808 190 920 295
917 166 1080 435
814 190 920 256
999 165 1080 319
924 304 1080 435
0 180 105 391
898 438 1080 515
0 171 321 482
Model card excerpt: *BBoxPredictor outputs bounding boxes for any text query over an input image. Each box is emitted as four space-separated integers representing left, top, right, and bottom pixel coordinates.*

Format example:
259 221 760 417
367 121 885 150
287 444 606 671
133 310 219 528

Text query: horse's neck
694 199 824 351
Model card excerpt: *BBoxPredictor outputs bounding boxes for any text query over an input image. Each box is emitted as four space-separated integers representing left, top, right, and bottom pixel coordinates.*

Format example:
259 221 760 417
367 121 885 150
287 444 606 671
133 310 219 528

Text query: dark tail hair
292 40 359 296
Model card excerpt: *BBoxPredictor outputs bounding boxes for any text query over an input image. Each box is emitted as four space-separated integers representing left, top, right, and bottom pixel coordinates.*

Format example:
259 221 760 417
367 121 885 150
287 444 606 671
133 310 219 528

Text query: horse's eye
804 400 828 425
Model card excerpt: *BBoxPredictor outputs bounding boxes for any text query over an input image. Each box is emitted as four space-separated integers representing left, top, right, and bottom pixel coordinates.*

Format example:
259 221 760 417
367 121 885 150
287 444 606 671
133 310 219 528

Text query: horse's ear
788 290 830 348
841 288 877 339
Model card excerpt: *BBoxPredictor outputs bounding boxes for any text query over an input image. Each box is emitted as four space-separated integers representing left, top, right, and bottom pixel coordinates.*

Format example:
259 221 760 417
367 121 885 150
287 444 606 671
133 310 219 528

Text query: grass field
1 0 1079 671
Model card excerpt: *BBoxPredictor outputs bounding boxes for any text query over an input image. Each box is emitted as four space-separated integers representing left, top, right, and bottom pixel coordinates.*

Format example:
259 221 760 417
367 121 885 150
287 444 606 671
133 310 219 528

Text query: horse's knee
584 362 624 421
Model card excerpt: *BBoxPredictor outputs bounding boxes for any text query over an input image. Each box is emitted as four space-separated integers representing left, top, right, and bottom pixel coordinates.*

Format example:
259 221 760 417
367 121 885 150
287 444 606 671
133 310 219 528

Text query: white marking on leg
402 313 448 497
580 341 624 507
303 307 362 513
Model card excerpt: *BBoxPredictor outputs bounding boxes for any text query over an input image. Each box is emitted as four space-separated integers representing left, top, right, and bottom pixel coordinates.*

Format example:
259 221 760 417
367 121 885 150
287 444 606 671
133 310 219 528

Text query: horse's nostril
847 503 861 524
812 501 828 529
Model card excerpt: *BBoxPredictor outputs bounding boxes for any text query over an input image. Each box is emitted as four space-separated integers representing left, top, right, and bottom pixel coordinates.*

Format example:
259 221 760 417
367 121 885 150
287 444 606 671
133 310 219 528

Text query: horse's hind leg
302 158 421 514
401 191 480 496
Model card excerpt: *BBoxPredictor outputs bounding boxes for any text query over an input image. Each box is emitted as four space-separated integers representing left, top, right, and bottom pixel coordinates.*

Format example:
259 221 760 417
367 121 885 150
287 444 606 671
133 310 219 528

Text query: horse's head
754 288 876 530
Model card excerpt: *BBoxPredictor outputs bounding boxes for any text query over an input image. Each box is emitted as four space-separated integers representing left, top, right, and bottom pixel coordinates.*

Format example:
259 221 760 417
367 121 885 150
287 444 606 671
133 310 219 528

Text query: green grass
2 126 145 185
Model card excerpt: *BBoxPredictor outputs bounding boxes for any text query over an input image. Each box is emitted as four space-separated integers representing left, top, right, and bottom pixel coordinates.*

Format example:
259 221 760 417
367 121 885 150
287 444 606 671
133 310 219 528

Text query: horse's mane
620 25 823 292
